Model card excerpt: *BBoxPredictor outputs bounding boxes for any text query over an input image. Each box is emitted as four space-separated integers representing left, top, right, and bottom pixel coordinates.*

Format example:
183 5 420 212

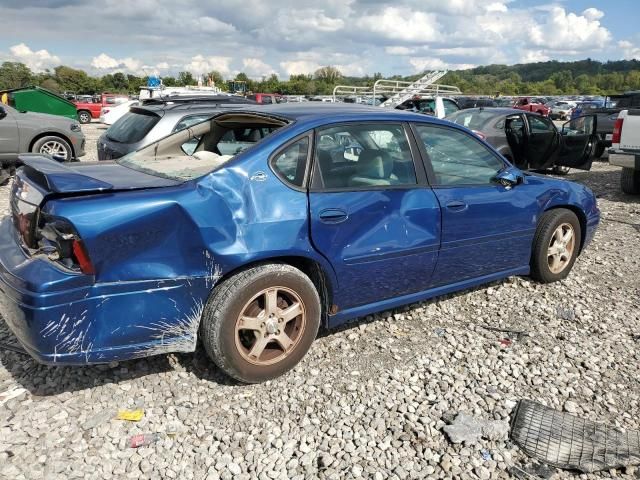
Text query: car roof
450 107 524 117
131 102 254 116
223 102 446 124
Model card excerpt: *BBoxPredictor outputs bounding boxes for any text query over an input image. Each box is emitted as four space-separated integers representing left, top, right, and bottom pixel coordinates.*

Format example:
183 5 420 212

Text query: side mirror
493 167 523 189
0 106 6 120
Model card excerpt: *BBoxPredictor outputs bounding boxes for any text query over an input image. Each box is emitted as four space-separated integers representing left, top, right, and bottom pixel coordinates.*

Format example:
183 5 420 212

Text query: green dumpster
0 86 78 121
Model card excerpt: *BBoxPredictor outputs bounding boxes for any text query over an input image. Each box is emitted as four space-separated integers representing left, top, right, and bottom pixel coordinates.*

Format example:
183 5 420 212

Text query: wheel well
544 205 587 253
29 132 76 157
215 256 334 327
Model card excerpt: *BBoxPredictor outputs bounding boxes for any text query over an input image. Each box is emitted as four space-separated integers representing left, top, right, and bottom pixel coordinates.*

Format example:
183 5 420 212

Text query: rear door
553 115 597 170
308 122 440 310
524 114 559 170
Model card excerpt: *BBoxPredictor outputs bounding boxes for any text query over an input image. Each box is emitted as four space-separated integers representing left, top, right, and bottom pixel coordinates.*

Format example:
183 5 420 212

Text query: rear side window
271 137 309 188
261 95 273 104
528 115 554 133
173 114 212 132
106 111 160 143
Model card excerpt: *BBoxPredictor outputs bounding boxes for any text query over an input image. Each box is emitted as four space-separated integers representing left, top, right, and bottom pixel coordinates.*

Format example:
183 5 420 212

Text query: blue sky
0 0 638 79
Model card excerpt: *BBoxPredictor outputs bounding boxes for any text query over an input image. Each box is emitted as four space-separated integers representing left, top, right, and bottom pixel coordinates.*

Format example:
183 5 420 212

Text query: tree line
0 59 639 97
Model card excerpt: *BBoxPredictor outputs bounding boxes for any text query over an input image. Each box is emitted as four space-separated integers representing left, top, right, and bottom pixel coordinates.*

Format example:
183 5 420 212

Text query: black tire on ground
78 110 91 124
621 167 640 195
31 136 73 161
594 142 605 159
200 263 321 383
530 209 581 284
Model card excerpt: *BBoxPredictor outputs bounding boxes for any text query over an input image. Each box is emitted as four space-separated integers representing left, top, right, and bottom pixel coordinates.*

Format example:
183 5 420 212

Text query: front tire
621 168 640 194
32 136 73 161
201 263 321 383
552 165 570 175
530 209 581 283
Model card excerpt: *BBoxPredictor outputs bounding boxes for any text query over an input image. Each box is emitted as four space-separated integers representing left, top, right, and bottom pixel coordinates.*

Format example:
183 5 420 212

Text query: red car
74 93 129 123
513 97 550 116
246 93 285 104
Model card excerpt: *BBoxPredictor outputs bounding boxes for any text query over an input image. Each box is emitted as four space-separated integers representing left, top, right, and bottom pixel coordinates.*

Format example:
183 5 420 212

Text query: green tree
314 66 342 83
40 78 61 92
177 71 195 86
206 70 225 89
0 62 33 90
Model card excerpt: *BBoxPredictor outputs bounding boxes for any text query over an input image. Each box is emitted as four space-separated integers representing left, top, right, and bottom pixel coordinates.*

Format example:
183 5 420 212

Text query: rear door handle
445 200 468 212
319 208 348 224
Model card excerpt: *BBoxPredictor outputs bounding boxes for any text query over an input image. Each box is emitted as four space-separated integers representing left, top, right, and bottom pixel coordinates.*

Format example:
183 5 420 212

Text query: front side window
271 137 309 188
315 124 417 189
414 124 505 186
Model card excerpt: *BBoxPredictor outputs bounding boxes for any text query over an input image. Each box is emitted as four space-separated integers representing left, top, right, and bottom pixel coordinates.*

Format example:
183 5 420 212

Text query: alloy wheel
547 222 575 274
40 140 69 160
234 286 306 366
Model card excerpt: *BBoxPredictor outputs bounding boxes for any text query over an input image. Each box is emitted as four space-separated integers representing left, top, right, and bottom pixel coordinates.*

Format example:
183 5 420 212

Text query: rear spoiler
18 154 113 193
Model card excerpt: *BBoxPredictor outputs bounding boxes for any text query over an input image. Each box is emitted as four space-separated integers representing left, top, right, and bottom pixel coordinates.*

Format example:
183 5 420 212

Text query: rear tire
32 136 73 161
78 110 91 124
200 263 321 383
552 165 570 175
530 209 581 283
621 168 640 195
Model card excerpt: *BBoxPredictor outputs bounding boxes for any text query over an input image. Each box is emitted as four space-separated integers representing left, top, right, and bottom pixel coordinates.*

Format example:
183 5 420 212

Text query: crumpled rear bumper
0 217 209 365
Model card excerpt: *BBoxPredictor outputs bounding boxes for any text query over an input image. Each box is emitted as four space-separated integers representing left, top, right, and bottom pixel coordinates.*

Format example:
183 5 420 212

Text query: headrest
357 150 392 179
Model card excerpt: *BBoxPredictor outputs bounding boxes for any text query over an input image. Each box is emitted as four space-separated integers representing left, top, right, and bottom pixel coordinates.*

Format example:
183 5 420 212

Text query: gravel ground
0 124 639 479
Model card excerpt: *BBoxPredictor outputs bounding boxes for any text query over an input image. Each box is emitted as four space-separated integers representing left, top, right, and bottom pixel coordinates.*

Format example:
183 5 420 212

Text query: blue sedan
0 104 599 382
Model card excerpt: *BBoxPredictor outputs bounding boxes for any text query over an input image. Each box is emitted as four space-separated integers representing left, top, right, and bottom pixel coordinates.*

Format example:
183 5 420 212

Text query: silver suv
0 103 85 184
97 96 258 160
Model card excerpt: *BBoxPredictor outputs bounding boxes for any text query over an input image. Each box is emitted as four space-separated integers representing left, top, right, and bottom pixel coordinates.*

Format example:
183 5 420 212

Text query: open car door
554 115 597 170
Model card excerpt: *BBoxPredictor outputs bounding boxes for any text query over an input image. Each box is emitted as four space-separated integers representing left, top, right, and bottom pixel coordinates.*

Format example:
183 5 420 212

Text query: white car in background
100 100 139 125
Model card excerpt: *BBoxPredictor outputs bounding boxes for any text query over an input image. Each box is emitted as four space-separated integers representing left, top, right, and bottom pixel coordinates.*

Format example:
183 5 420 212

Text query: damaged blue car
0 104 599 383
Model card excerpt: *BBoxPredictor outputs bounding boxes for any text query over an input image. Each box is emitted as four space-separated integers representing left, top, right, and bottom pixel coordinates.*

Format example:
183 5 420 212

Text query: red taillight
72 239 95 275
612 118 623 144
472 130 487 140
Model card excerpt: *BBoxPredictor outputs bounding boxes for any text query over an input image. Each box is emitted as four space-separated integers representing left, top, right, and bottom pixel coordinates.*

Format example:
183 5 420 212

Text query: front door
308 122 441 310
553 115 597 170
412 123 539 286
0 106 19 160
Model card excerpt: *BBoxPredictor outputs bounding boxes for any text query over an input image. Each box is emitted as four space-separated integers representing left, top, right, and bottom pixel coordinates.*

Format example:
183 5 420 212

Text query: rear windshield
447 110 497 130
106 110 161 144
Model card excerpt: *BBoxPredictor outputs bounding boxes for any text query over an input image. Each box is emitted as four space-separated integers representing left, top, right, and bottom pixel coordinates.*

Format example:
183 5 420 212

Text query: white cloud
582 8 604 21
409 57 476 73
91 53 119 69
359 7 440 42
192 16 236 34
184 54 232 76
279 60 321 76
519 49 551 63
242 58 277 78
485 2 508 13
8 43 60 71
527 7 610 51
618 40 640 60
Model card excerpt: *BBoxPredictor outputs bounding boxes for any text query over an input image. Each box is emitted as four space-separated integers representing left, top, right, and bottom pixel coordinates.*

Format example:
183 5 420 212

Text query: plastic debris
116 409 144 422
129 433 162 448
509 461 556 479
511 399 640 473
480 449 492 461
443 413 509 445
0 387 27 405
82 409 116 430
499 338 513 347
434 328 446 337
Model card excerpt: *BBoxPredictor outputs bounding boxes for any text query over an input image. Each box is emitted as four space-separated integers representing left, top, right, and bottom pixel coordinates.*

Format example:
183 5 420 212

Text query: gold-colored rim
547 223 575 274
234 286 306 366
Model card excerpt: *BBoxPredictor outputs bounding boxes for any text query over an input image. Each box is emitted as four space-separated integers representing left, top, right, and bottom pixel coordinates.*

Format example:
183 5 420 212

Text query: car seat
348 150 399 186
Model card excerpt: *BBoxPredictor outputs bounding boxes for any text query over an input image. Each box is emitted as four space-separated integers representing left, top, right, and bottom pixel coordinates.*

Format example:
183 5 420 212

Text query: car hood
18 154 181 194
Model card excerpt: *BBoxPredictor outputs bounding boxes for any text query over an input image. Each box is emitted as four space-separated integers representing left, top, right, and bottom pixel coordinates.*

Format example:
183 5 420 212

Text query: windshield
116 112 288 181
106 110 161 144
447 110 497 130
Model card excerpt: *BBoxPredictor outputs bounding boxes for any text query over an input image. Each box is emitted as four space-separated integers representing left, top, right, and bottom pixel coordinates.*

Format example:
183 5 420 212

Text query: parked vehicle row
0 103 599 383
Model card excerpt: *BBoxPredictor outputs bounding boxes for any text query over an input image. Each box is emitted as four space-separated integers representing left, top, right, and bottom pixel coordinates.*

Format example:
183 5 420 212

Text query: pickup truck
513 97 550 116
608 109 640 194
74 93 129 124
580 92 640 158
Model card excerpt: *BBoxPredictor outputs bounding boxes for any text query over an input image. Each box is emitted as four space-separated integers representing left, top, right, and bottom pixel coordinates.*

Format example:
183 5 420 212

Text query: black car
97 96 257 160
456 97 497 109
446 108 597 174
